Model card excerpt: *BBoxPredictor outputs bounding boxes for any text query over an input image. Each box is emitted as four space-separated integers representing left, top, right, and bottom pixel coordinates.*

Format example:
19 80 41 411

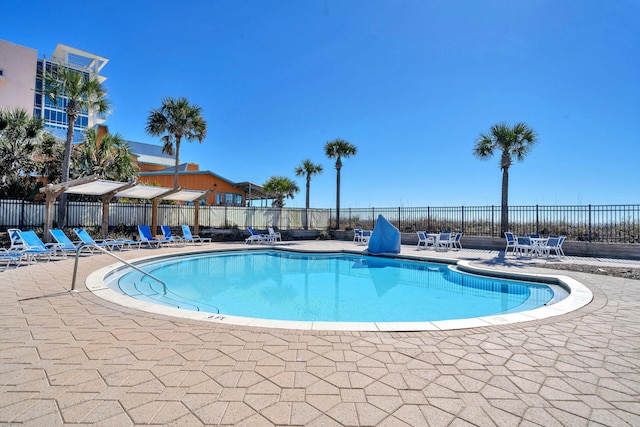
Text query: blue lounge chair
17 230 58 261
245 227 269 244
160 226 185 246
50 229 95 255
181 225 211 244
138 225 170 248
0 248 25 269
73 228 124 251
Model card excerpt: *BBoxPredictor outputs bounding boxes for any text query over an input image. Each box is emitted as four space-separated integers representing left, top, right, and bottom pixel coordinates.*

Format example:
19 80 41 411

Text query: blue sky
4 0 639 208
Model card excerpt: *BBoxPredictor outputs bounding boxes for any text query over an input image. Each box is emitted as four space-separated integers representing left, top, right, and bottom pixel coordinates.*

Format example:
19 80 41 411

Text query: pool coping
84 247 594 332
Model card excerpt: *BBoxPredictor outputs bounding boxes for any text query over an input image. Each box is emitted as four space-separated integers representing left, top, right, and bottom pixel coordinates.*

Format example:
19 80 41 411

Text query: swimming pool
92 248 589 331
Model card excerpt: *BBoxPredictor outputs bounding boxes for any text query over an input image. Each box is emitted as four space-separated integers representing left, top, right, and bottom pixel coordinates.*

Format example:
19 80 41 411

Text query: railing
1 199 638 244
70 243 166 293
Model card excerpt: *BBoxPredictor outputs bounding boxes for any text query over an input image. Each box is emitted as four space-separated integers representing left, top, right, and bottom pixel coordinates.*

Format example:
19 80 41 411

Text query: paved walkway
1 241 639 426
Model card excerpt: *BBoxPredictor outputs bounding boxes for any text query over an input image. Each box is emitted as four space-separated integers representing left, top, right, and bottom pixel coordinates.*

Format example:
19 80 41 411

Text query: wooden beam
151 187 183 236
191 190 211 235
100 180 137 239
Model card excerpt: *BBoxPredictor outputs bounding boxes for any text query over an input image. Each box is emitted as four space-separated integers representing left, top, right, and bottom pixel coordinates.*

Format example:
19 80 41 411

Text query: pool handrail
71 243 166 294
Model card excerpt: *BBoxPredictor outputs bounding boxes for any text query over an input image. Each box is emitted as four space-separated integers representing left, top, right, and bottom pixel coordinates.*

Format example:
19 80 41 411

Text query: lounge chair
245 227 269 244
504 232 517 256
416 231 434 250
181 225 211 244
74 228 124 251
161 226 186 246
267 227 282 242
8 228 27 251
50 229 95 255
0 248 26 269
17 230 59 261
138 225 170 248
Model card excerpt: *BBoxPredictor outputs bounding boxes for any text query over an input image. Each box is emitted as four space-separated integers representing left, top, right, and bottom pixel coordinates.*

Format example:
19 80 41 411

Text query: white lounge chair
181 225 211 244
245 227 270 244
161 226 186 247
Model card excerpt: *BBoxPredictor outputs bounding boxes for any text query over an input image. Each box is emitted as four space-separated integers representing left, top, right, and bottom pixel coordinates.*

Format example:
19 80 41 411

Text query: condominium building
0 40 108 142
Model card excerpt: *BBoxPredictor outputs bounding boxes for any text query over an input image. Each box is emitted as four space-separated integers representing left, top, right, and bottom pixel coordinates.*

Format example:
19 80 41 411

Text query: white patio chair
451 232 463 250
353 229 363 243
504 232 517 256
268 227 282 242
541 236 566 258
515 236 534 257
416 231 434 250
436 232 453 251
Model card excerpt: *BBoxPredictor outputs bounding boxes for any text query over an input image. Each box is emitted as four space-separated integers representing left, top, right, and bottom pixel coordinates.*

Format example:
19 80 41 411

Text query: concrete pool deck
1 240 639 425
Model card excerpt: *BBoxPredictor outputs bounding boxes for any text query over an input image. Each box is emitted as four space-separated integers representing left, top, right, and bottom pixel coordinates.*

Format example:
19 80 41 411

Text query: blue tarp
367 215 401 254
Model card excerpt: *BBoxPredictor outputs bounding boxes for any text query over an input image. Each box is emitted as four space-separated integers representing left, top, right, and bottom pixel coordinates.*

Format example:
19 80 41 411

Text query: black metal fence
1 199 638 243
333 205 640 243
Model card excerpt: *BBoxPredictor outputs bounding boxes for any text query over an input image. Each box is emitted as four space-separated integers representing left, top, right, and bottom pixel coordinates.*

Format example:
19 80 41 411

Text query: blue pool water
110 250 555 323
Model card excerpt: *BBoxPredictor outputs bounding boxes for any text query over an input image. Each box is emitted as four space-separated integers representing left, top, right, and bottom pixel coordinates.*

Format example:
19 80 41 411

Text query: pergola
39 175 210 242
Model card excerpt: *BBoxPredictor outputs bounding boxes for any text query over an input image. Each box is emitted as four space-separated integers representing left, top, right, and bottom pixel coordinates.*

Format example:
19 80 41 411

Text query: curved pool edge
84 248 594 332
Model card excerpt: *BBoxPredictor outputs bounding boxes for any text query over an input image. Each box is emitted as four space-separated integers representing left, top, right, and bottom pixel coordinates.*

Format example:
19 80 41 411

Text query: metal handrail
71 243 166 294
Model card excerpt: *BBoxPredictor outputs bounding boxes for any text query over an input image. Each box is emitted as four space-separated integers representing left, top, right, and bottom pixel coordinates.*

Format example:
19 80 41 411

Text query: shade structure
40 177 209 241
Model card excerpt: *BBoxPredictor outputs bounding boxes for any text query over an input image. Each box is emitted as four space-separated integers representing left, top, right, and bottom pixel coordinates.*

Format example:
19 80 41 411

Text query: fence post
20 199 26 229
461 206 465 233
536 204 539 235
491 205 495 238
589 205 591 243
398 207 401 231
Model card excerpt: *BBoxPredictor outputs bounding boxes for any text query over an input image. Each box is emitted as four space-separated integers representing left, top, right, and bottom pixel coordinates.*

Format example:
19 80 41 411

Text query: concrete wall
333 230 640 260
0 40 38 113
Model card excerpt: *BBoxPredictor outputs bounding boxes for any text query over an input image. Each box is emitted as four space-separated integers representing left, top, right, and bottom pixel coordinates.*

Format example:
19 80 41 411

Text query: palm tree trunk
501 167 509 235
305 177 311 230
173 138 181 189
336 166 341 229
57 116 76 228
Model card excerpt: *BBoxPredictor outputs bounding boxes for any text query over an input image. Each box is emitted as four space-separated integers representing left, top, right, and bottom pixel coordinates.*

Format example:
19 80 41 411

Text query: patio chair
515 236 534 257
504 232 517 256
541 236 566 258
245 227 269 244
268 227 282 242
74 228 125 251
451 232 463 250
138 225 170 248
181 225 211 244
436 232 453 251
17 230 59 261
161 226 186 247
353 229 363 243
360 230 372 245
50 229 95 255
416 231 434 250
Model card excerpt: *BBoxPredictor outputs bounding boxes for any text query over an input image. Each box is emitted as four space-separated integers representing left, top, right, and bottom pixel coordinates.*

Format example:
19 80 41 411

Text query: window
0 69 4 76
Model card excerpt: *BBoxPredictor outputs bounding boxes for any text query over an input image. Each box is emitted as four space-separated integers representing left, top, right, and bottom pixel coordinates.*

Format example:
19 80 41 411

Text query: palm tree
45 66 110 226
0 108 45 199
294 159 323 209
324 138 357 229
262 176 300 208
145 97 207 189
73 128 138 181
473 122 538 235
295 159 323 230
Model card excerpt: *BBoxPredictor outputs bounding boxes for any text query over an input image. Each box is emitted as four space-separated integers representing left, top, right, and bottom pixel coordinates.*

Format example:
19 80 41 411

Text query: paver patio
1 241 639 426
